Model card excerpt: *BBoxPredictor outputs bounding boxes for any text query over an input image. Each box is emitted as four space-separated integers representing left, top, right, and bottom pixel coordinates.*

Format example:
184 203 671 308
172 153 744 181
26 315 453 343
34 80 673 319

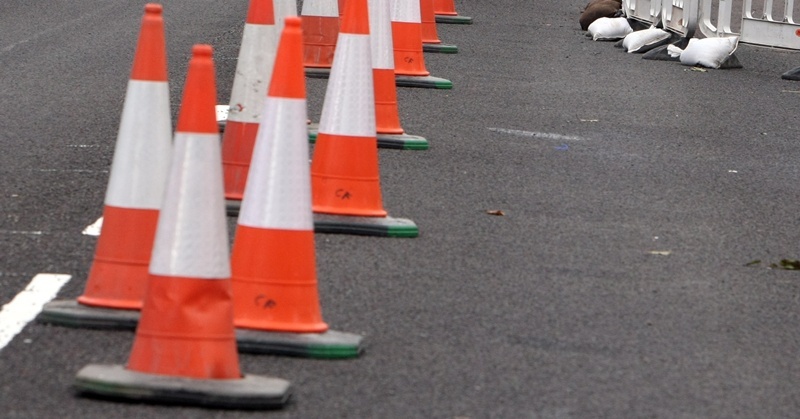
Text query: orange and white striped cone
420 0 458 53
230 17 363 358
434 0 472 24
311 0 418 237
371 0 429 148
391 0 452 89
308 0 429 150
39 4 171 330
302 0 342 78
221 0 279 212
74 45 292 410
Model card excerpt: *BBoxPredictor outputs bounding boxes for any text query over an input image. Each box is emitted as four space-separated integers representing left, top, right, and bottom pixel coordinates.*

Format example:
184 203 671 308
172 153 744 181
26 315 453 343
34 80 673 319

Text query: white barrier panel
740 0 800 49
699 0 737 38
623 0 663 25
662 0 698 37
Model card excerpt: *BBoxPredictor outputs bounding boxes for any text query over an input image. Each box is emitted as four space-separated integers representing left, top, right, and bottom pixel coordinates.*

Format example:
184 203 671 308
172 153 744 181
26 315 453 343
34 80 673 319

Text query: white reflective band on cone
105 80 172 209
318 34 376 138
239 98 313 231
227 24 280 124
391 0 421 24
301 0 339 17
149 132 231 279
369 0 396 70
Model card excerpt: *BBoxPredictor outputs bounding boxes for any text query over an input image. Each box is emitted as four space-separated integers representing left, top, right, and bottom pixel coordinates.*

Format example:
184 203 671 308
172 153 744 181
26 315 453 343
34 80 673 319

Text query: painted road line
0 273 71 351
487 127 585 142
0 230 45 236
82 217 103 236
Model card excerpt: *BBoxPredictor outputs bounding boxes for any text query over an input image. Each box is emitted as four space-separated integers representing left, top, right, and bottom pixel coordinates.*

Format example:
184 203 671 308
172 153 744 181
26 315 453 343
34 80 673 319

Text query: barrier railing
698 0 737 37
662 0 698 38
739 0 800 49
623 0 663 25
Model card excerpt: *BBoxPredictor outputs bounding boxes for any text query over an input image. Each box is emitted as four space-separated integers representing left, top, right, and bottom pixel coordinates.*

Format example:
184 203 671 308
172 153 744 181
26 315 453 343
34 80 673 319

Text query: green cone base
396 74 453 89
38 300 139 330
236 328 364 359
308 125 429 150
435 14 473 24
305 67 332 79
423 43 459 54
75 364 292 410
313 213 419 237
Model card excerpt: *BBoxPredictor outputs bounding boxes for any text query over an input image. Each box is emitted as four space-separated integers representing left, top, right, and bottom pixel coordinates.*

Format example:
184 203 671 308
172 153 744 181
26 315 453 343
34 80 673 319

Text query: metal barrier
623 0 663 25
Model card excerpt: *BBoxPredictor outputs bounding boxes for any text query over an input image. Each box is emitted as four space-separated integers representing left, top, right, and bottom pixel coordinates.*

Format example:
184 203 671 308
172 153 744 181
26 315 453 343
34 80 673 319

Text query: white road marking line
487 127 585 142
0 274 71 351
216 104 229 122
0 230 45 236
82 217 103 236
31 169 109 173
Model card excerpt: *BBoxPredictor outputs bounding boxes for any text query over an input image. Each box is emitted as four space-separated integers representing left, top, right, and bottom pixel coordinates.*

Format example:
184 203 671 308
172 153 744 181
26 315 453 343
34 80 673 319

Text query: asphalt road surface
2 0 800 417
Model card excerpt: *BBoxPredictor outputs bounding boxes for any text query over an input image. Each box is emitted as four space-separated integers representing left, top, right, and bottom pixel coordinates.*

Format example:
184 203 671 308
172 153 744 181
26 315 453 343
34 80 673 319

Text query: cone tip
285 16 301 29
144 3 162 15
192 44 213 58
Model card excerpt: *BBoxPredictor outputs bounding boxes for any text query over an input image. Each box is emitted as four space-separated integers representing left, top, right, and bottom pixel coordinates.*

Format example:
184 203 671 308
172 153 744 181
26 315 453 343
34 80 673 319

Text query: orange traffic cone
302 0 345 77
434 0 472 24
308 0 429 150
39 4 171 330
230 17 363 358
311 0 418 237
420 0 458 53
221 0 278 209
370 0 429 149
392 0 452 89
74 45 292 409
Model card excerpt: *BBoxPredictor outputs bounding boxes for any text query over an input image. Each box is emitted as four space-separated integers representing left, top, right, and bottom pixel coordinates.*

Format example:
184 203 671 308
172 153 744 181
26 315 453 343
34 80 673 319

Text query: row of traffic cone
39 3 360 409
39 0 474 411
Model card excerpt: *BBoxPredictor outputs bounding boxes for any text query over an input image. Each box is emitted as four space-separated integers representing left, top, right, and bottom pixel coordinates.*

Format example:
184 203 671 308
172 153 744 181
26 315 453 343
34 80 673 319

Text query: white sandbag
588 17 633 41
622 27 670 53
667 36 739 68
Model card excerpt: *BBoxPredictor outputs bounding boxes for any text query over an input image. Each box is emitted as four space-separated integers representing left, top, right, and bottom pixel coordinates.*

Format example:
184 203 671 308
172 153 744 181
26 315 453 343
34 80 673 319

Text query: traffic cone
434 0 472 24
74 45 292 409
302 0 345 77
221 0 279 211
308 0 429 150
420 0 458 53
371 0 429 148
311 0 418 237
392 0 452 89
39 4 171 330
230 17 363 358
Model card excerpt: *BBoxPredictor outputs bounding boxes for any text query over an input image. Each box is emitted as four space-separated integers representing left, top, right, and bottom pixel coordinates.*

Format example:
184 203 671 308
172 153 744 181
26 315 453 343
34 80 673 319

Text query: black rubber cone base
305 67 332 79
236 328 364 359
38 300 139 330
423 43 459 54
313 213 419 237
396 74 453 89
75 364 292 410
308 126 429 150
435 14 473 24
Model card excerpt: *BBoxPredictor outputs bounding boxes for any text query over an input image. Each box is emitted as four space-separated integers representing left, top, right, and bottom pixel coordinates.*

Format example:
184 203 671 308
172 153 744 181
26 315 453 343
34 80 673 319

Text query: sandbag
622 27 671 53
667 36 739 68
588 17 633 41
580 0 623 31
